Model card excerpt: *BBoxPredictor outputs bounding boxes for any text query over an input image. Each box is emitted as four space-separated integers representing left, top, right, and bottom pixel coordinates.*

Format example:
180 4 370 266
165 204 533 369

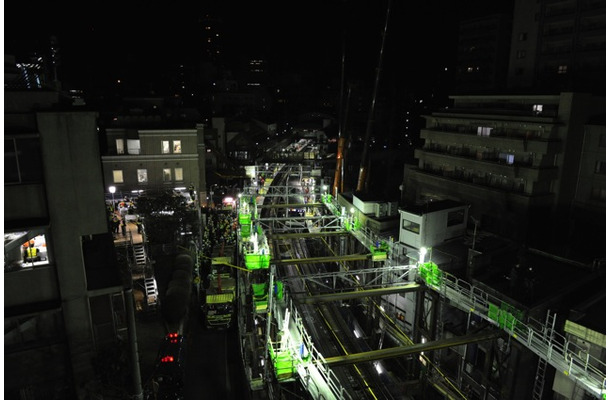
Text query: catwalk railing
418 265 606 399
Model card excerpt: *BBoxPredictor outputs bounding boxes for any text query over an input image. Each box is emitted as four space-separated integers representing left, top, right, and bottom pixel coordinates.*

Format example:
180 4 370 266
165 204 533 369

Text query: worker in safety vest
25 246 39 262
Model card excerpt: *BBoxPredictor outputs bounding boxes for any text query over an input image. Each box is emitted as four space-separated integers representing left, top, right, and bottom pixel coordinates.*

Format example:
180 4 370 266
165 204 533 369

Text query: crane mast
333 16 349 197
356 0 392 193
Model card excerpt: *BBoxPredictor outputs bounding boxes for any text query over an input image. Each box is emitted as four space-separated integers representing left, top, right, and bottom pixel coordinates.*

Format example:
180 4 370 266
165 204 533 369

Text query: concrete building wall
36 111 113 388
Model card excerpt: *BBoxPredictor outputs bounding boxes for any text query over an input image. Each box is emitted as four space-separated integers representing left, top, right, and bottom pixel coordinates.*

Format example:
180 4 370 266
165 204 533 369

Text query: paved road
136 298 250 400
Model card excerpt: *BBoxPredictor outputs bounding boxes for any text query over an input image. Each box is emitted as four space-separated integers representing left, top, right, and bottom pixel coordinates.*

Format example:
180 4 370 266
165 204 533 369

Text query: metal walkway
421 270 606 398
240 164 606 400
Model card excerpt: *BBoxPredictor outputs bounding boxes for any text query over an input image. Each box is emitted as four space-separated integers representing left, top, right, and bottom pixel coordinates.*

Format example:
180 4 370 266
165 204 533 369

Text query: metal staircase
133 243 147 270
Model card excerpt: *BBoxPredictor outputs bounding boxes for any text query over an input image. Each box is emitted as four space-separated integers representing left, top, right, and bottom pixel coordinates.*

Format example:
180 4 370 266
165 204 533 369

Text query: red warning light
161 356 174 363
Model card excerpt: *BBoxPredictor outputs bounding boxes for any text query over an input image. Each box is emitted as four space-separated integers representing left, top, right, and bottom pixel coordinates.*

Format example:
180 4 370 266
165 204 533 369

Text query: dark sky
4 1 514 92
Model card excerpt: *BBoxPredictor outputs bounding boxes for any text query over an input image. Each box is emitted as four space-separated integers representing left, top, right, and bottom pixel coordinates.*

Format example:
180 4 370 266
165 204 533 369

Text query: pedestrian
136 217 143 234
112 215 120 235
121 220 127 236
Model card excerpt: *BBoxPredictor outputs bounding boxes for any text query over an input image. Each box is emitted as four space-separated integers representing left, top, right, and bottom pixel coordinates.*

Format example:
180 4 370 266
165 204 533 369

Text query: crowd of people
107 197 142 239
200 208 238 255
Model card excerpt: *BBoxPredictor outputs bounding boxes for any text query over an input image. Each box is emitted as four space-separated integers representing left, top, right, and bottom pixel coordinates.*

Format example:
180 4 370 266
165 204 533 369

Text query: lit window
477 127 492 137
162 141 170 154
402 220 420 234
163 168 172 182
5 230 50 271
173 140 182 153
137 169 148 183
558 65 568 74
116 139 125 154
532 105 543 114
113 170 124 183
174 168 183 181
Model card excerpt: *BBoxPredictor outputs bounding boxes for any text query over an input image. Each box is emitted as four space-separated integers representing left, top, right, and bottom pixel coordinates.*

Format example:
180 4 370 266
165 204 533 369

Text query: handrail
282 296 352 399
426 268 606 398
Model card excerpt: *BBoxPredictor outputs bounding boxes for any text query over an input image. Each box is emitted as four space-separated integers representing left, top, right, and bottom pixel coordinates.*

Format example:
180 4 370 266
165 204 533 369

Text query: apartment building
506 0 605 95
402 93 605 249
101 126 206 205
5 82 125 397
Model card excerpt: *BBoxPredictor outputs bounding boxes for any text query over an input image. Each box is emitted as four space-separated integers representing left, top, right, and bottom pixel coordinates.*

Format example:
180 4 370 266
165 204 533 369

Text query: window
126 139 141 155
5 309 64 347
4 231 50 272
174 168 183 181
558 65 568 74
116 139 125 155
402 220 420 234
517 50 526 59
519 32 528 41
499 153 515 165
447 210 465 227
5 136 44 184
477 127 492 137
162 141 170 154
137 169 148 183
113 170 124 183
173 140 182 153
515 68 524 76
163 168 172 182
594 161 605 174
532 104 543 115
591 187 605 202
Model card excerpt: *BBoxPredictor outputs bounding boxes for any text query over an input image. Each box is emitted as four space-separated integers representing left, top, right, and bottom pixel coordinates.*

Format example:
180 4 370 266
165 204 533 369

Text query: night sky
4 1 514 94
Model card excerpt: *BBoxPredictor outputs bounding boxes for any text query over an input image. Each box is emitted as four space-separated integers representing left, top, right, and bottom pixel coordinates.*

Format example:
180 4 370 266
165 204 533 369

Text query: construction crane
332 9 349 197
356 0 392 193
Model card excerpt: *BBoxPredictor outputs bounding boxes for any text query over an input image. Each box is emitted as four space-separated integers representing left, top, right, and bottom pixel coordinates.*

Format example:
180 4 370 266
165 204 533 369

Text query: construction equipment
202 255 237 329
356 0 392 193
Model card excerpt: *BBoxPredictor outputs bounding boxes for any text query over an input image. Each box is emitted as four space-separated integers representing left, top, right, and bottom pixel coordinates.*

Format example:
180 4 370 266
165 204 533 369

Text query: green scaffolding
370 241 389 261
274 280 284 300
419 261 441 286
244 253 271 270
239 213 251 225
252 283 268 312
240 223 251 238
488 302 524 330
269 349 296 380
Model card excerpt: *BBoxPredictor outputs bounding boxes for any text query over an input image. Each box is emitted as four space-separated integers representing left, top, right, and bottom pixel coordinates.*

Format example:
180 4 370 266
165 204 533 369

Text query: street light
109 186 116 212
419 247 427 264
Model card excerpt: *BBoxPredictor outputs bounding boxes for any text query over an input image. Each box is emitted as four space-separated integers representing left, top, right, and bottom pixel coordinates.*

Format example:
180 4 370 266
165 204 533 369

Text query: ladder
532 311 556 400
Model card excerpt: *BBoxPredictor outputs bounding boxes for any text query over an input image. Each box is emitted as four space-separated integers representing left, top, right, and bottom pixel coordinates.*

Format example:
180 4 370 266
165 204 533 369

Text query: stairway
144 277 159 311
133 244 146 267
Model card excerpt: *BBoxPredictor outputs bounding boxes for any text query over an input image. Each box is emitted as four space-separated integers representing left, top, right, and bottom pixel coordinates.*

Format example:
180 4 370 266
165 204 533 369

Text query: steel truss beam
324 329 504 367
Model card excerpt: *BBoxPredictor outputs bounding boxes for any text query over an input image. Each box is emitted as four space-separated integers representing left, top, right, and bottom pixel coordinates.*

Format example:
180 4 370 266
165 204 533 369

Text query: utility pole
125 287 144 400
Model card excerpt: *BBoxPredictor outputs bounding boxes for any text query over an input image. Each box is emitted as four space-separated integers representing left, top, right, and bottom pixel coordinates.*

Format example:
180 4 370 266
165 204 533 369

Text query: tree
135 190 199 247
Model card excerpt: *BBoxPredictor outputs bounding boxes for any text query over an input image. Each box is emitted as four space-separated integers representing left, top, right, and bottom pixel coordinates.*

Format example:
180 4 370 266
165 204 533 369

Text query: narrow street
136 282 250 400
